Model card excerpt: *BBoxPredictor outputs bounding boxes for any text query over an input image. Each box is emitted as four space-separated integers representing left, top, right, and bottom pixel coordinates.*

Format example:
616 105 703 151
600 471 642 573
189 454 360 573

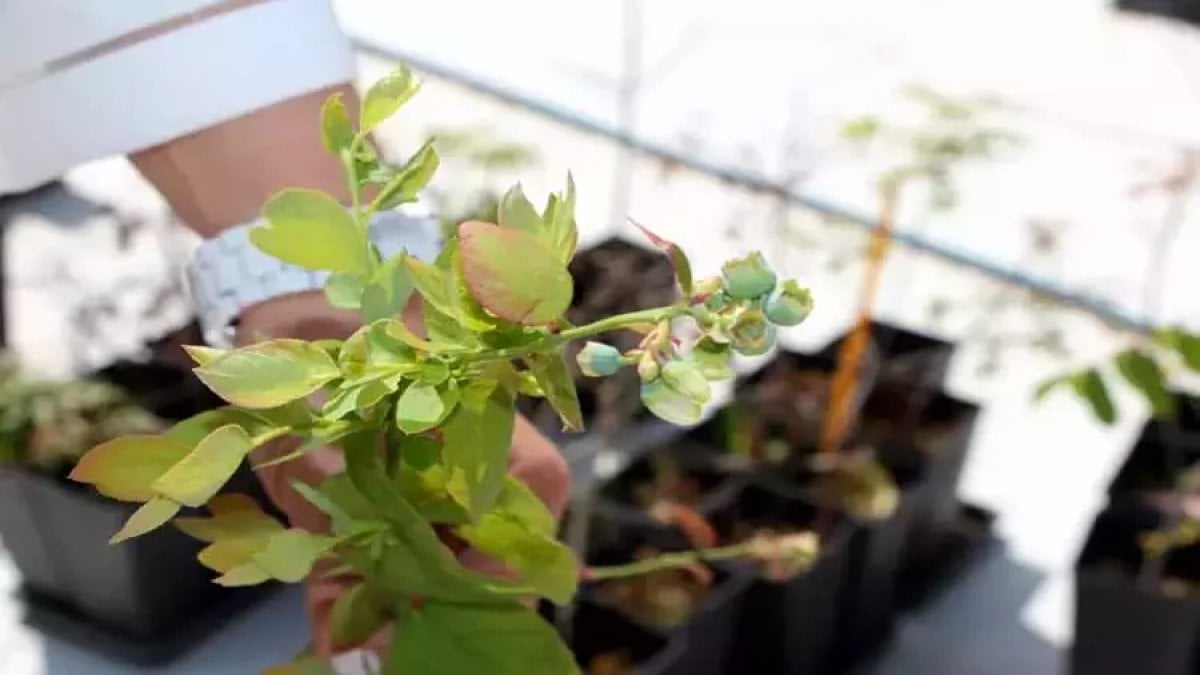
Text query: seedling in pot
66 65 818 674
808 87 1014 520
0 355 165 474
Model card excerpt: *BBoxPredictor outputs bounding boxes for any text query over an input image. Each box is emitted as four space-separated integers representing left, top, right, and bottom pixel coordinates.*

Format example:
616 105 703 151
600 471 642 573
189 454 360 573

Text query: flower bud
730 308 776 356
721 252 777 300
765 280 814 327
661 359 711 404
637 352 661 382
576 341 623 377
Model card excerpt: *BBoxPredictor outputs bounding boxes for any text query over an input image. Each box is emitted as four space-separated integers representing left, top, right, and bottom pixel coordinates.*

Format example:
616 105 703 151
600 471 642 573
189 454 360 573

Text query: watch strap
187 209 441 347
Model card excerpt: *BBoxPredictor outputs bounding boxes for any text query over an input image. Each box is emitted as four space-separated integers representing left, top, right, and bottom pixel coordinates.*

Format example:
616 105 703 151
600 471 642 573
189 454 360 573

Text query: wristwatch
187 209 442 347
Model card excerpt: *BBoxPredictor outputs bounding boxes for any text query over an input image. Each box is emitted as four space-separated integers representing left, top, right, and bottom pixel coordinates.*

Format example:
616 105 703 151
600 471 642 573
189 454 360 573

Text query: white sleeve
0 0 355 193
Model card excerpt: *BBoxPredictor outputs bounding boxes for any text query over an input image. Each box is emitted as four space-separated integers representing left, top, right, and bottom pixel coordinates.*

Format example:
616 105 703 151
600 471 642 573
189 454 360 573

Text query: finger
251 438 344 532
508 415 571 518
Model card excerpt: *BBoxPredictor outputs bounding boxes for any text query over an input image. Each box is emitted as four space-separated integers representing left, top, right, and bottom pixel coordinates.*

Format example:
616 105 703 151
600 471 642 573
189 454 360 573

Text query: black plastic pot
708 482 855 675
562 601 686 675
599 441 747 517
0 467 269 664
820 321 953 393
584 506 753 675
1073 504 1200 675
1108 393 1200 502
860 388 980 586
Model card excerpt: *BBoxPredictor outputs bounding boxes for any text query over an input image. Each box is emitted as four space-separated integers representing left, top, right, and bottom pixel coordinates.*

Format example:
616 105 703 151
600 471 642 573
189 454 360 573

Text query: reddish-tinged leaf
631 219 693 295
458 222 572 325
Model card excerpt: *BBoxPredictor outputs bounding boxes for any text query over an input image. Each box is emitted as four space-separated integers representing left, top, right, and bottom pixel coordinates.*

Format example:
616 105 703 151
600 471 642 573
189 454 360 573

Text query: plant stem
471 305 690 363
584 543 757 581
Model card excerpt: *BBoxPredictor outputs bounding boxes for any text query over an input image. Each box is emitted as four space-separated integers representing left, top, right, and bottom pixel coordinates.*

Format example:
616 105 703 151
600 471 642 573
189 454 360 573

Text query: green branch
584 543 757 581
471 305 690 364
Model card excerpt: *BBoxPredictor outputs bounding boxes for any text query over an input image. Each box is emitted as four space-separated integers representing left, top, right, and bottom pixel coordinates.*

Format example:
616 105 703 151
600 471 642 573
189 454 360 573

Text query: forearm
133 83 356 239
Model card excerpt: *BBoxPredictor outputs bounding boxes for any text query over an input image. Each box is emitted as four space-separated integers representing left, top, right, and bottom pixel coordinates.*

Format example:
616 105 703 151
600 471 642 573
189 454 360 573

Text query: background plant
66 65 816 675
0 355 162 472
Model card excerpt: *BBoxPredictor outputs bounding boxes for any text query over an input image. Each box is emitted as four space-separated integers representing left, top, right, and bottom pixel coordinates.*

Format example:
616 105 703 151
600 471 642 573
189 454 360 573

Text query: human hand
236 291 571 658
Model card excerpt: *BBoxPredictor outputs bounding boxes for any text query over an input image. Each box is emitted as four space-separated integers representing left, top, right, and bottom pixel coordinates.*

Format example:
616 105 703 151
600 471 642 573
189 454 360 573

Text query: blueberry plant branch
66 65 815 675
583 531 818 582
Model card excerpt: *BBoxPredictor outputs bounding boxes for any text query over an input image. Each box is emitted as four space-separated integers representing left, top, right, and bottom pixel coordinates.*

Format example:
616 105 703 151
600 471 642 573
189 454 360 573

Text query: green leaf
252 529 328 583
458 222 572 325
395 382 446 434
110 497 181 544
389 602 579 675
214 562 272 587
1115 349 1175 418
403 254 459 318
398 433 441 472
361 66 420 133
361 256 415 322
182 345 227 367
325 273 365 310
151 425 254 507
373 321 429 355
422 303 483 347
394 452 469 525
69 436 190 502
460 378 499 413
174 494 284 543
329 582 390 650
496 477 557 535
320 92 356 155
372 141 440 211
441 389 515 520
1155 326 1200 372
196 339 340 409
455 478 576 603
498 184 542 235
251 189 369 275
1072 369 1116 425
525 351 583 432
1033 375 1069 402
339 432 538 602
542 173 578 264
632 220 693 296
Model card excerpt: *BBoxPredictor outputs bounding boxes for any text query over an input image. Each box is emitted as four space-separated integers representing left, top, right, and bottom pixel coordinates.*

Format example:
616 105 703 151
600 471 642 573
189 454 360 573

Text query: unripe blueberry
576 341 623 377
765 280 814 327
730 308 776 356
721 252 777 300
